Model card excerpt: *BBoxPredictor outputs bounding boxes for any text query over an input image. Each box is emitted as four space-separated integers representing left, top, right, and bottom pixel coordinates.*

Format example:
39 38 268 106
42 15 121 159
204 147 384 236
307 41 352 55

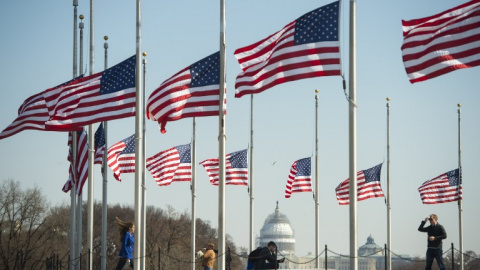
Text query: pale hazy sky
0 0 479 260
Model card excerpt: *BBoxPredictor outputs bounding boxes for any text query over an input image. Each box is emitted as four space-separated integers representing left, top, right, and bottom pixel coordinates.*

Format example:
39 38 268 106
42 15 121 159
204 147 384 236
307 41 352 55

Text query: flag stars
190 52 220 88
100 55 136 95
294 1 339 45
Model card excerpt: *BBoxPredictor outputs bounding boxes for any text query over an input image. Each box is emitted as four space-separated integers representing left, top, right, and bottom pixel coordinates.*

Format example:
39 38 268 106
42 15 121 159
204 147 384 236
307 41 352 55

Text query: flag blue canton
94 123 105 148
363 164 382 183
120 135 136 154
100 55 136 95
190 51 220 88
176 144 191 163
447 169 460 186
294 0 339 45
296 157 311 176
229 149 247 168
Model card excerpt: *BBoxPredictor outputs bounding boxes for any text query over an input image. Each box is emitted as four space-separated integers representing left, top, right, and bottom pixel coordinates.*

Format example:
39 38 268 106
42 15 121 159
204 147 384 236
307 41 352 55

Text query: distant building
256 203 412 270
258 201 295 254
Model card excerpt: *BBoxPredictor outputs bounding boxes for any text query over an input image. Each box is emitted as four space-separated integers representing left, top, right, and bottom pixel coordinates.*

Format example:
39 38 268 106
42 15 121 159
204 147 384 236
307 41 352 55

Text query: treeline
0 179 246 270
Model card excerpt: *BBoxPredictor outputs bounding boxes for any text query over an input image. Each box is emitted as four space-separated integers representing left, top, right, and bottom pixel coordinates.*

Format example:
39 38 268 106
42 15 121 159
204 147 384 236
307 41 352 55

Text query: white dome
259 202 295 254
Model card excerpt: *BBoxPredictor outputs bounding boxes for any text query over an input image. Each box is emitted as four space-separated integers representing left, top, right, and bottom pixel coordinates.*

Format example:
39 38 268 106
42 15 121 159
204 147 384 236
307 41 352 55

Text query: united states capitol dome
258 201 295 254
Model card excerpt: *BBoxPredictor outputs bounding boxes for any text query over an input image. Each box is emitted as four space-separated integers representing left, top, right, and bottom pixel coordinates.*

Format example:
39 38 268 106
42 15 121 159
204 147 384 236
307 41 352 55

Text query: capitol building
255 202 411 270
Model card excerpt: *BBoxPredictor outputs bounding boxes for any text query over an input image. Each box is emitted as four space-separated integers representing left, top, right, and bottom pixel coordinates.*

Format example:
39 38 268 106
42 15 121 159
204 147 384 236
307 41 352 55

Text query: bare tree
0 179 51 269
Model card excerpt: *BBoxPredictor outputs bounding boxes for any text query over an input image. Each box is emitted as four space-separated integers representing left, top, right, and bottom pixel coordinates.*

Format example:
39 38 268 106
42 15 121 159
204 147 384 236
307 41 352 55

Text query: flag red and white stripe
335 164 384 205
62 130 88 195
200 149 248 186
401 0 480 83
146 144 192 186
0 76 83 140
234 1 341 98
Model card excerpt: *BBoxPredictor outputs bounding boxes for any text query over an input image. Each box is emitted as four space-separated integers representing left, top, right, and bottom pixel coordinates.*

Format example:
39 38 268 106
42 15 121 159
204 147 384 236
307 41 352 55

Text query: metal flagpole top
457 103 461 108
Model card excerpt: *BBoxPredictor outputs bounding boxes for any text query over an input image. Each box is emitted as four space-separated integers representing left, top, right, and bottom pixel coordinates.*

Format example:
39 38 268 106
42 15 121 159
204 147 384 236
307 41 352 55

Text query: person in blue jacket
115 217 135 270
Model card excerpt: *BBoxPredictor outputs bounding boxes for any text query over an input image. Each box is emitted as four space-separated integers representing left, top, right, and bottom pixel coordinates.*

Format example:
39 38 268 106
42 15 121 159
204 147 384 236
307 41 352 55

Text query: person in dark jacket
253 241 285 269
418 214 447 270
114 217 135 270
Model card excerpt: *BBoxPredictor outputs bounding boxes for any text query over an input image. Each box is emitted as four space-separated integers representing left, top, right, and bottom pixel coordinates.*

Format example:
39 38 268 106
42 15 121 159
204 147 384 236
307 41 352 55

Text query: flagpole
457 103 464 270
348 0 358 269
191 117 197 270
249 94 254 253
218 0 227 269
134 0 144 268
141 51 147 270
75 14 85 270
101 35 108 270
69 2 78 270
386 97 391 270
86 0 95 268
314 89 320 268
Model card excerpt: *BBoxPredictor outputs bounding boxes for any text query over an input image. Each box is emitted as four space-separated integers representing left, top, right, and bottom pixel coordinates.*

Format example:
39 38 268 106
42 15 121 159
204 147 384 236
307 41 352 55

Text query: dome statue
258 201 295 254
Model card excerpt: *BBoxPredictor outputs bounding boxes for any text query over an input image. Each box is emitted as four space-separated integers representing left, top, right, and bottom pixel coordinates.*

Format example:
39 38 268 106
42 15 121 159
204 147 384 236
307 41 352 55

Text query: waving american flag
234 1 341 98
43 56 136 130
418 169 462 204
200 149 248 186
62 130 88 195
147 52 223 133
335 163 384 205
285 157 312 198
107 134 136 182
94 123 106 165
146 144 192 186
401 0 480 83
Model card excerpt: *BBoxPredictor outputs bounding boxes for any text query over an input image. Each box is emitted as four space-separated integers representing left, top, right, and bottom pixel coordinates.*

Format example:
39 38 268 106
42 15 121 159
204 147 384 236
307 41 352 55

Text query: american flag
335 163 384 205
418 168 462 204
234 1 341 98
401 0 480 83
107 134 136 181
62 130 88 195
199 149 248 186
285 157 312 198
43 56 136 130
146 144 192 186
146 52 223 133
94 123 106 165
0 76 82 140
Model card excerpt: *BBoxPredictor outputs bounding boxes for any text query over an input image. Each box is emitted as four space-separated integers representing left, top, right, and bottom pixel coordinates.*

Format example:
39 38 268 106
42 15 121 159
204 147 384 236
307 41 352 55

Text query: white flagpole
75 14 85 270
457 103 464 270
348 0 358 269
69 2 78 269
101 35 108 270
386 97 391 270
191 118 197 270
87 0 95 268
315 89 320 268
141 51 147 270
134 0 144 268
249 94 254 253
218 0 227 269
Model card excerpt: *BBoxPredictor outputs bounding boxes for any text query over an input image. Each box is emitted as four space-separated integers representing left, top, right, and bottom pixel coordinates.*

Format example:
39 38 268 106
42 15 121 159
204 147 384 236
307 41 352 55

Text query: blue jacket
119 231 134 259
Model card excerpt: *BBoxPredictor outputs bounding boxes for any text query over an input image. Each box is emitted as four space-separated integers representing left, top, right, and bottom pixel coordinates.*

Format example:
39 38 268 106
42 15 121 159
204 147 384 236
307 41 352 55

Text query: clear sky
1 0 479 259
